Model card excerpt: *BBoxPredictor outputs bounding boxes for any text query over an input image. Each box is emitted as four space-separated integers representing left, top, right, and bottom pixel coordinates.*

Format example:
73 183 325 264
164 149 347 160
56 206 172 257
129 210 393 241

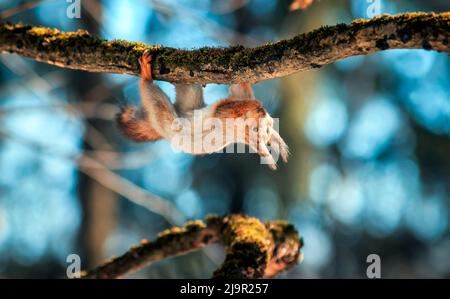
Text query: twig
82 215 303 279
0 53 115 150
0 12 448 84
77 155 185 225
0 0 46 20
0 128 184 225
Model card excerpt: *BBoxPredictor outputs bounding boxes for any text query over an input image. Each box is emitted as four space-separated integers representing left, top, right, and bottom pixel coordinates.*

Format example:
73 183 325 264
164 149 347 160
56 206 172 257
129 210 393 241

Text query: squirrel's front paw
248 113 289 170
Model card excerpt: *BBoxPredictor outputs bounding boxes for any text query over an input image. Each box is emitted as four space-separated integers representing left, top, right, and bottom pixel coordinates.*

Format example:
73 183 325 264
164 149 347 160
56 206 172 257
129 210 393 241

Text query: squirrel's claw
250 113 289 170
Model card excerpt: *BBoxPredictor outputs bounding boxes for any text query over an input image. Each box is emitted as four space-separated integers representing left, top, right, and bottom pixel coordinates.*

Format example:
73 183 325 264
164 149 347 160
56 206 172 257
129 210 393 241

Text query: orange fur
212 98 266 119
117 106 162 142
211 98 268 150
139 51 152 81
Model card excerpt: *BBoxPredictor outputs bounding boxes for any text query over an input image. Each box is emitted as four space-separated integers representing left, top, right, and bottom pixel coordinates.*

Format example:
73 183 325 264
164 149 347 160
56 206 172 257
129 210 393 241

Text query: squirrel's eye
252 127 258 133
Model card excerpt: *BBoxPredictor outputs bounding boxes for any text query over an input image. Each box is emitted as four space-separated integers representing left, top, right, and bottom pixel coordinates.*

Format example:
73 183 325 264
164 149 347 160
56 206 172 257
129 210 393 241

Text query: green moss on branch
213 216 303 278
213 215 274 278
1 12 449 84
82 214 303 279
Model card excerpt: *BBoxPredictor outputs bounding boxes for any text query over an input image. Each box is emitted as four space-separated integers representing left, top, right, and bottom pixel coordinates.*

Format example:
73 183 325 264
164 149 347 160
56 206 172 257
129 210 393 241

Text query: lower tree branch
1 12 449 84
212 216 303 279
82 214 303 279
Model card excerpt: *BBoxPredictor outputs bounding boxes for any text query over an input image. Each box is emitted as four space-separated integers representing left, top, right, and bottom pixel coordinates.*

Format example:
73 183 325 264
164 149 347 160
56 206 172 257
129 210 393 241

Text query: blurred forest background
0 0 449 278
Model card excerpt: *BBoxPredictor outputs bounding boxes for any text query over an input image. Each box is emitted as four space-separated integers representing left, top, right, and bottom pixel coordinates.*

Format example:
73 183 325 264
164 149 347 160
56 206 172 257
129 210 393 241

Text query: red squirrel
117 50 288 169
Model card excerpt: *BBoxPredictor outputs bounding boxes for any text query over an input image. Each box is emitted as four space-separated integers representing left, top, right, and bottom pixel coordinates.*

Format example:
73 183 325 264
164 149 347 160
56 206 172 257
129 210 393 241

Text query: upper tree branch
82 214 303 279
1 12 449 84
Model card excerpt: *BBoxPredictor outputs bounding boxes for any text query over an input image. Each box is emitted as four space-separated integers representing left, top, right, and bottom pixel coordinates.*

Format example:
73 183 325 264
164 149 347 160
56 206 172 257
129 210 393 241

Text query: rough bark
1 12 449 84
213 216 303 279
82 214 303 279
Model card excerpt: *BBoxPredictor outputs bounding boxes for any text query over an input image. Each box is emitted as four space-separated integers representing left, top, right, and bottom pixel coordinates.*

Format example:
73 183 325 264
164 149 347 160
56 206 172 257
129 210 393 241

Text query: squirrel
117 50 289 170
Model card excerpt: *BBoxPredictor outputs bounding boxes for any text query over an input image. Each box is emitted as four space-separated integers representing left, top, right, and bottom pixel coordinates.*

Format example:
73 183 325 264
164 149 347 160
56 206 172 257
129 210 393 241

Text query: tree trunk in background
280 1 336 200
75 1 117 269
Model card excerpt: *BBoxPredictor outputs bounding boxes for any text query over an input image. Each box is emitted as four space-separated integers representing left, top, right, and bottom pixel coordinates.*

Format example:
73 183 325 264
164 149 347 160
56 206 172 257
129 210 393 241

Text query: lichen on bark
213 215 274 279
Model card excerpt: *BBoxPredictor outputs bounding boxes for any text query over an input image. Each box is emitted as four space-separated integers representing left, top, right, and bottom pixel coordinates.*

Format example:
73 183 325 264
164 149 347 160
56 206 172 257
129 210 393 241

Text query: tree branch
1 12 449 84
82 214 303 279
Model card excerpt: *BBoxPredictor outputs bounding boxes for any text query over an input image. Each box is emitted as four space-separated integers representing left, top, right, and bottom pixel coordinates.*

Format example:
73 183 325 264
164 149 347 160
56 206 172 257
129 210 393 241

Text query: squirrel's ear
116 106 162 142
